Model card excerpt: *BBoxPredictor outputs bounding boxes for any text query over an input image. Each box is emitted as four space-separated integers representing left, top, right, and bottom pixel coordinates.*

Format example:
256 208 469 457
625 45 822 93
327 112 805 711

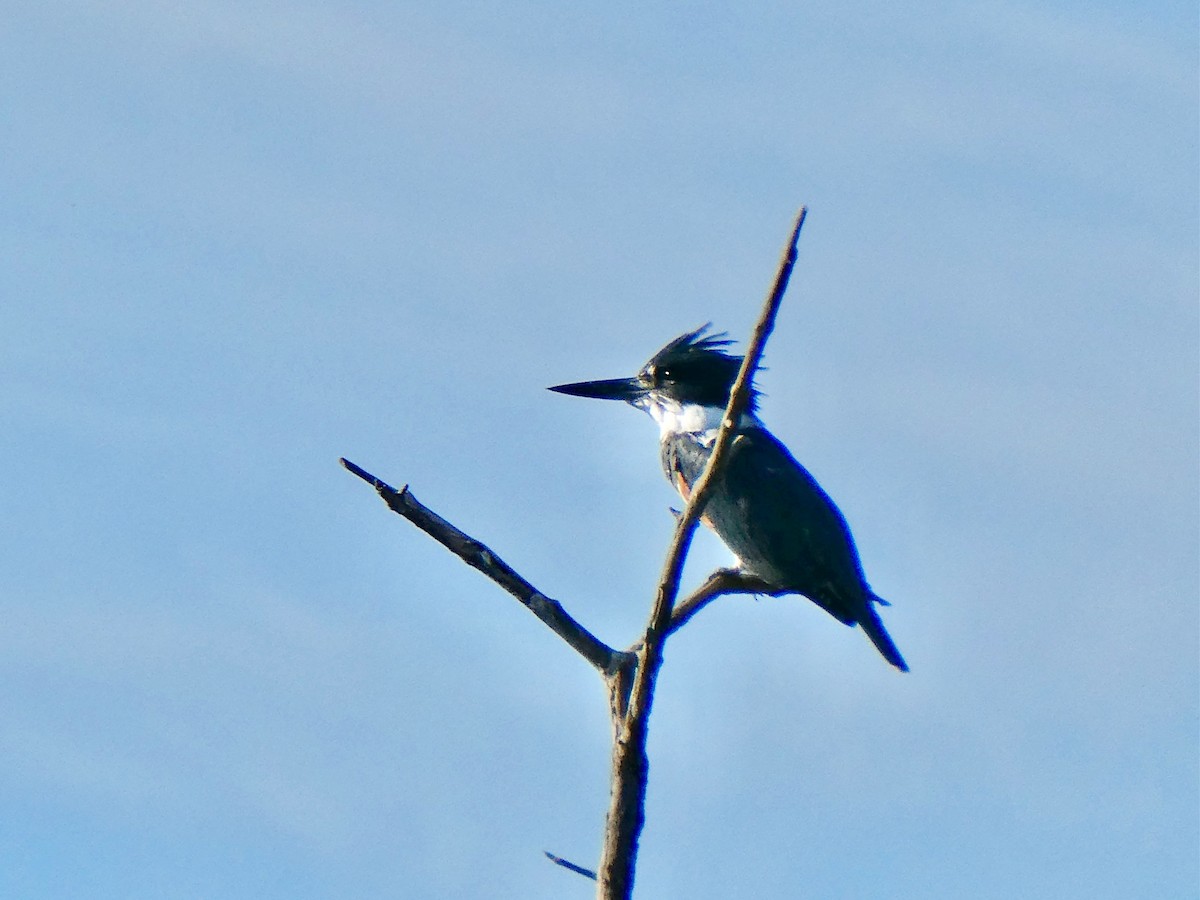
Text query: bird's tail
860 601 908 672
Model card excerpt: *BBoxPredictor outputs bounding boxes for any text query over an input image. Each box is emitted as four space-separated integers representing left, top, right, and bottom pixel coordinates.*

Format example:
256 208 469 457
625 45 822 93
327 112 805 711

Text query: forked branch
667 568 777 636
341 209 808 900
596 207 807 899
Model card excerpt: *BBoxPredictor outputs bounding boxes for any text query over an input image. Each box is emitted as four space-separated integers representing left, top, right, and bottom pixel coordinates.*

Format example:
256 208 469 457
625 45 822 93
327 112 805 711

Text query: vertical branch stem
595 208 807 899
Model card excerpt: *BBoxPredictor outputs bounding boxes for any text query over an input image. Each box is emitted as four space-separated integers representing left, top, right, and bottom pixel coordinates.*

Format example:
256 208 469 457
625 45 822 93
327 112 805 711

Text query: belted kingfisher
549 325 908 672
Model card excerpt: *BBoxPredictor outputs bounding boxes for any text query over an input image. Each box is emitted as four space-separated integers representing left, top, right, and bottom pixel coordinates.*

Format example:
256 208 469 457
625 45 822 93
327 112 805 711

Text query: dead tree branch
666 568 777 636
595 207 807 899
342 209 808 900
339 457 632 676
544 851 598 881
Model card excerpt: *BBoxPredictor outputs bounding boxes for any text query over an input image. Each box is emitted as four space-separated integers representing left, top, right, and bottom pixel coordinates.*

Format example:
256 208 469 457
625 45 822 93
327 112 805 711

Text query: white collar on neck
638 397 759 446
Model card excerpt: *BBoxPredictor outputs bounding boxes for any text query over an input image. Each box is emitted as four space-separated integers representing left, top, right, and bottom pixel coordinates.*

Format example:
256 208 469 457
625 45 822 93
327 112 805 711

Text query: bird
548 325 908 672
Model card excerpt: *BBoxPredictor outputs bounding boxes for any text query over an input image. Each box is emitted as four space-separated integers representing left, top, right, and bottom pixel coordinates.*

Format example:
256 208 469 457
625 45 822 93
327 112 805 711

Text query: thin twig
596 208 808 899
339 458 631 676
666 568 777 636
544 851 598 881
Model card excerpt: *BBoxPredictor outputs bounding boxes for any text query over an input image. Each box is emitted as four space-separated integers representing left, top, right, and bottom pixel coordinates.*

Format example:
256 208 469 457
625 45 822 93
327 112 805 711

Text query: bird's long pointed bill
547 377 643 402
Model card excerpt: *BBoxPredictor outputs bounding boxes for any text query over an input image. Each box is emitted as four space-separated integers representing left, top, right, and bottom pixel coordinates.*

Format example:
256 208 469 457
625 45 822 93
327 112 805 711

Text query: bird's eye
659 368 672 380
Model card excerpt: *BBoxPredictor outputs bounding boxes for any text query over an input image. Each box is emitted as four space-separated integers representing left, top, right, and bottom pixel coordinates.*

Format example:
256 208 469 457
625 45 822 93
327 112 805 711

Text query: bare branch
340 457 631 676
649 206 807 636
666 568 776 636
596 207 808 899
341 210 809 900
544 851 598 881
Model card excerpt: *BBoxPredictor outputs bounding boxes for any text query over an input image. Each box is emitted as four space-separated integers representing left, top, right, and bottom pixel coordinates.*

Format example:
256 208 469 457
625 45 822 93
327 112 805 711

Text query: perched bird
549 325 908 671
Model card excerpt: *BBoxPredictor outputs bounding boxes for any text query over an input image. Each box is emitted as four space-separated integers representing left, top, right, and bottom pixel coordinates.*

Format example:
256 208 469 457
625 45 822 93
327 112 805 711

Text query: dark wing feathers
661 427 908 670
663 428 872 623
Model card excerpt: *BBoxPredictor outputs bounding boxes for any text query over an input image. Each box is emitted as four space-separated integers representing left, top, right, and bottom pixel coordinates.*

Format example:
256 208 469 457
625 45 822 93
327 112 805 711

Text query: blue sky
2 2 1196 897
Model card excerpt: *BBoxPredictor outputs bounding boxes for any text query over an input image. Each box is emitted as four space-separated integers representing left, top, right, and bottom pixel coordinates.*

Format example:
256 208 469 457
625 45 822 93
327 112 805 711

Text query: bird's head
549 325 759 436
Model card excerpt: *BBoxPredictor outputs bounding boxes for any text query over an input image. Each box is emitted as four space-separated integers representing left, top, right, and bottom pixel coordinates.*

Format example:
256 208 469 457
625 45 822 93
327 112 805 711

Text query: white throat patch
638 397 757 446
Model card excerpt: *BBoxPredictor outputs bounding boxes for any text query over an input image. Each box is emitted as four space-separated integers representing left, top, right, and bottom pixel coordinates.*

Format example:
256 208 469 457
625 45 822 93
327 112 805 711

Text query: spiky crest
639 324 759 410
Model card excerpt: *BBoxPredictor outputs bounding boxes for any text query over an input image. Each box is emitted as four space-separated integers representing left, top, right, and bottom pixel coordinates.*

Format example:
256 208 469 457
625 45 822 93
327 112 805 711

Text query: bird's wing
710 429 875 622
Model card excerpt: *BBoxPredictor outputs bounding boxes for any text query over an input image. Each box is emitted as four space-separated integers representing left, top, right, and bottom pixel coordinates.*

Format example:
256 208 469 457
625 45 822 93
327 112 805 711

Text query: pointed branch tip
544 851 597 881
339 457 404 494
